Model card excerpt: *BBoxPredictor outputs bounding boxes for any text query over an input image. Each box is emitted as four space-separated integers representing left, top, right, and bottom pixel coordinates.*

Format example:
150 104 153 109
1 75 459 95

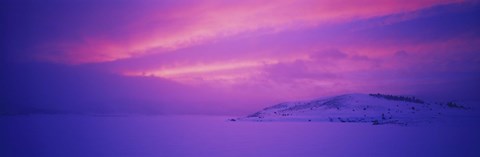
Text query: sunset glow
2 0 479 114
2 1 480 156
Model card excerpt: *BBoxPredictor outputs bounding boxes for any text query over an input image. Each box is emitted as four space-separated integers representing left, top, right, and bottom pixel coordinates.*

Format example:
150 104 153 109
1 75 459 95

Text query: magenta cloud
3 0 478 114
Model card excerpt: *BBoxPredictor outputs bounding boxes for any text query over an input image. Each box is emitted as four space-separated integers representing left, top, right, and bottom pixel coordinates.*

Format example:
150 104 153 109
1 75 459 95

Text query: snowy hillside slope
238 94 473 125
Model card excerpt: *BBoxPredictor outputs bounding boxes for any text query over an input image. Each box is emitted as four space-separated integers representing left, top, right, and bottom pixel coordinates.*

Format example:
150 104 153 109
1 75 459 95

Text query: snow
1 114 480 157
240 94 476 125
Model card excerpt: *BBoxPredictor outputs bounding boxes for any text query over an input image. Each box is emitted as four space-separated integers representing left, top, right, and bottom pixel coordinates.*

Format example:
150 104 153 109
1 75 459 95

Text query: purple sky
1 0 480 115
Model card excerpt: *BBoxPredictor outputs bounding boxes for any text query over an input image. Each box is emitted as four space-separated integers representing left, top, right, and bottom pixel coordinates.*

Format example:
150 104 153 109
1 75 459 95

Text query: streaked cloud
2 0 479 115
36 0 465 64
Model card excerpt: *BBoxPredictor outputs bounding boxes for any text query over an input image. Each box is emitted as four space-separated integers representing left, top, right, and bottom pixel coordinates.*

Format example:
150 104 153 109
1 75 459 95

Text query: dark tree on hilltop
369 93 425 104
446 102 468 109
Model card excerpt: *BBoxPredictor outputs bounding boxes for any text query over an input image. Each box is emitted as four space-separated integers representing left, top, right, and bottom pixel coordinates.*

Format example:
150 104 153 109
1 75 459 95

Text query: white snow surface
240 94 475 125
1 115 480 157
1 94 479 156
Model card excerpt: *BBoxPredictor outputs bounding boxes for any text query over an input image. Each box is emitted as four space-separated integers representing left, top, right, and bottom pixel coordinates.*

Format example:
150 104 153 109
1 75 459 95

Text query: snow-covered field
1 115 480 157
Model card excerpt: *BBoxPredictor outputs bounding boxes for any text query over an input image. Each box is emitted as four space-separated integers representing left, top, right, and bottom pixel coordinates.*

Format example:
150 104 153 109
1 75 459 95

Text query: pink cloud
36 0 465 64
116 31 480 100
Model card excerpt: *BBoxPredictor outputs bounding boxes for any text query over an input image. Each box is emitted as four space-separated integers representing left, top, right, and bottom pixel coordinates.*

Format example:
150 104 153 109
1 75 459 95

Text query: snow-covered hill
238 94 472 125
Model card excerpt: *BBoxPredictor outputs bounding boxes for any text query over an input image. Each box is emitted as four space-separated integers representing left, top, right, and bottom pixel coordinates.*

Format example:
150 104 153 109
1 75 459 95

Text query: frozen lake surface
2 115 480 157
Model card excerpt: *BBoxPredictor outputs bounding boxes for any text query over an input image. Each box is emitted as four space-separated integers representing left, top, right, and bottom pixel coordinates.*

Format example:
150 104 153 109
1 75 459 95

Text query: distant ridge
237 93 470 125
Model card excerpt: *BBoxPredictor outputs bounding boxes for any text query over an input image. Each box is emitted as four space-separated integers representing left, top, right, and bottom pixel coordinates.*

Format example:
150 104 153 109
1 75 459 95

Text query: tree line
369 93 425 104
